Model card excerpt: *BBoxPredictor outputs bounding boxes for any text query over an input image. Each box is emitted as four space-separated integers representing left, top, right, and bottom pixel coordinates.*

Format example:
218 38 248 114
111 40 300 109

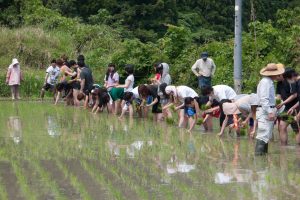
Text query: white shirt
46 65 60 85
124 74 134 92
191 58 216 77
212 85 237 101
257 77 275 114
104 72 119 88
131 86 139 99
176 86 198 102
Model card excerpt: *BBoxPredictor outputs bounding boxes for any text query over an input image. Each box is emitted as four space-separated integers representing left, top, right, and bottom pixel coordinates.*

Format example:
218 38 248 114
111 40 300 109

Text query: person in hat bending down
255 63 285 155
6 58 23 100
191 52 216 89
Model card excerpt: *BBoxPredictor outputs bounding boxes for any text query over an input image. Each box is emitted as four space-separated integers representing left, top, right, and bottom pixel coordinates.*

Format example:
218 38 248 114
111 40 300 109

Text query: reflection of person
191 52 216 89
7 116 22 144
6 58 23 100
255 63 284 155
46 115 61 137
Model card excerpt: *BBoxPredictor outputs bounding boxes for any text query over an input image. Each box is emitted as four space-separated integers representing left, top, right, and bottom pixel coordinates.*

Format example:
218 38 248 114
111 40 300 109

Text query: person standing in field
40 59 60 101
78 58 94 109
6 58 22 100
255 63 284 156
191 52 216 89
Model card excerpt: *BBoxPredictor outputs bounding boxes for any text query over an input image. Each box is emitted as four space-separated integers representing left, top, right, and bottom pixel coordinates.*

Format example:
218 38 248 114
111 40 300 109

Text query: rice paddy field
0 101 299 200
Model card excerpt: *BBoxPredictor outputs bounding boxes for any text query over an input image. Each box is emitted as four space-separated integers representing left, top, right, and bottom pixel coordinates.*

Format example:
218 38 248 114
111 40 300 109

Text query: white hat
12 58 19 66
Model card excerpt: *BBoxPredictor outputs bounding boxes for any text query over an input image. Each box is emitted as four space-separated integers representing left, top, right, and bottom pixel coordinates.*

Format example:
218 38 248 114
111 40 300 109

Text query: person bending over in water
161 85 200 128
184 97 198 132
138 84 163 122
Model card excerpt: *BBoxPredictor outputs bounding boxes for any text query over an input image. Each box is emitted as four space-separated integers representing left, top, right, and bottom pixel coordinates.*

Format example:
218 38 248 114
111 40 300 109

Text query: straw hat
260 63 284 76
11 58 19 66
223 102 241 115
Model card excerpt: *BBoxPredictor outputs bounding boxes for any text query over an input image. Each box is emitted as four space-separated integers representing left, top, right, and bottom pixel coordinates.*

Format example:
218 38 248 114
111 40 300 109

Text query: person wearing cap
219 94 260 137
191 52 216 89
276 68 298 145
6 58 23 100
255 63 285 155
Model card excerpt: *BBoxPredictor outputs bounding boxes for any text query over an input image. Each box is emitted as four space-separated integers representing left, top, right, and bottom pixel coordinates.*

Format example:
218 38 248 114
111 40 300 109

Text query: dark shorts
56 81 69 92
198 76 211 89
71 81 81 90
152 96 162 114
43 83 55 91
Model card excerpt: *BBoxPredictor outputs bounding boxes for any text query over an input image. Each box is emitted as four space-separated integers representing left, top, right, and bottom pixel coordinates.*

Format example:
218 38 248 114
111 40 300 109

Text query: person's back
177 86 198 100
160 63 171 85
213 85 236 101
81 67 94 91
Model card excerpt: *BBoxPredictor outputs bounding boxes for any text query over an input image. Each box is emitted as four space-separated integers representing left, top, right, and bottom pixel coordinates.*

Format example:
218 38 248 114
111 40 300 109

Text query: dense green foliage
0 0 300 95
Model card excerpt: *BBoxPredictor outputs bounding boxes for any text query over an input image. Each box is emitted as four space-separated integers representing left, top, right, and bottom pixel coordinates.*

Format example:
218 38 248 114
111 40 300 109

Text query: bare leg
156 113 163 122
128 104 134 119
178 109 186 128
203 115 213 131
84 94 89 109
40 88 45 100
114 100 121 115
73 89 80 106
279 120 288 145
55 91 61 105
188 116 196 131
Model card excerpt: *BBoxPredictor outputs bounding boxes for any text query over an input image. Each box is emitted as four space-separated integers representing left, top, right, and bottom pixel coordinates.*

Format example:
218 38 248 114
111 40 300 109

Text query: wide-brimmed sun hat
260 63 285 76
223 102 241 115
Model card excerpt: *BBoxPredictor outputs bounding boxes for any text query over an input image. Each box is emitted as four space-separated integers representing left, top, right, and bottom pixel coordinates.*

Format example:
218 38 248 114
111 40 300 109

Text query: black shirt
276 80 297 110
80 67 94 91
147 85 159 99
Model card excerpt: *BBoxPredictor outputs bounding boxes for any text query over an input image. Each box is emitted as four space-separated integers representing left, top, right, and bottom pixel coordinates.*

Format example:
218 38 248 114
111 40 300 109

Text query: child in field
104 63 119 91
119 92 135 119
109 64 134 114
6 58 23 100
91 88 113 113
162 85 200 128
184 97 198 131
138 84 163 122
40 59 60 101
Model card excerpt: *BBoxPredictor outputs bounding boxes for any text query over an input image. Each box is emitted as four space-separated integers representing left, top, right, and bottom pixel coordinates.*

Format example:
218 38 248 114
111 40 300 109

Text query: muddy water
0 101 299 200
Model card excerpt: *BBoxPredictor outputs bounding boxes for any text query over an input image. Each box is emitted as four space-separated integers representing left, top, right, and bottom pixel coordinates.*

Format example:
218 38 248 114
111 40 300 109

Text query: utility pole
234 0 242 94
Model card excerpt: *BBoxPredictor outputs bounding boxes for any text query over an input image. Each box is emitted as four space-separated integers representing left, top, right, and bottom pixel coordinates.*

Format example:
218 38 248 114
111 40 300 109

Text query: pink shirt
7 64 21 86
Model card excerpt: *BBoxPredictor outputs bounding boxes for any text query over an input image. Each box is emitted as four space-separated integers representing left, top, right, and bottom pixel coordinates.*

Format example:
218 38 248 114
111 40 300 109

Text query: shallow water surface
0 102 299 200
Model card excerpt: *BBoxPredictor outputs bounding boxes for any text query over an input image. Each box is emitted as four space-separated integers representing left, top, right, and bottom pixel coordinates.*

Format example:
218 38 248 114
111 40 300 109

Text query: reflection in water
46 115 61 137
1 102 300 199
107 140 153 158
166 161 195 174
7 116 22 144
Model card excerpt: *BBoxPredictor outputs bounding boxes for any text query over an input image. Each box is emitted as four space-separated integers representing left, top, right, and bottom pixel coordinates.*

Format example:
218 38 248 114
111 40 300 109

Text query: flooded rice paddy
0 101 299 200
